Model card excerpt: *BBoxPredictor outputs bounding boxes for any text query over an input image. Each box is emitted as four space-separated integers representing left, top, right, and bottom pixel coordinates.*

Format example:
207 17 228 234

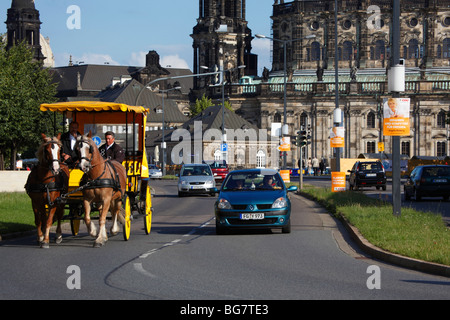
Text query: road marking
135 217 215 276
133 262 156 278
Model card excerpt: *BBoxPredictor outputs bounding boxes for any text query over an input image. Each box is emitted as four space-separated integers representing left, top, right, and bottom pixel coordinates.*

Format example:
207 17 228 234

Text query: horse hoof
40 242 50 249
93 241 105 248
55 236 63 244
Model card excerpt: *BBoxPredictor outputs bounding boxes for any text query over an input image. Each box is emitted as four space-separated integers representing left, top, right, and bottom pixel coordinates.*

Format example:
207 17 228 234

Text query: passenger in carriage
99 131 125 163
61 121 81 168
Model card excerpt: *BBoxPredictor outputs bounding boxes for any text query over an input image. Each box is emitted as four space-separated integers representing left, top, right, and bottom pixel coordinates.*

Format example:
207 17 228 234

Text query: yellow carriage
40 101 152 240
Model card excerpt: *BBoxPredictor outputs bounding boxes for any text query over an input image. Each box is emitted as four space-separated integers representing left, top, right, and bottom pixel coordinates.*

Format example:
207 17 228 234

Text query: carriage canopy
40 101 147 114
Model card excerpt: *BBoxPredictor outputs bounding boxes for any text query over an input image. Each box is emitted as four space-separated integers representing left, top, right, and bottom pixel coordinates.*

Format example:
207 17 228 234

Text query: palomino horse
76 133 126 247
25 134 69 248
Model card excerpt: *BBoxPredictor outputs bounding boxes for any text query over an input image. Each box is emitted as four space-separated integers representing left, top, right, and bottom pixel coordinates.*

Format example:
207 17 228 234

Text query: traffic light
296 130 311 147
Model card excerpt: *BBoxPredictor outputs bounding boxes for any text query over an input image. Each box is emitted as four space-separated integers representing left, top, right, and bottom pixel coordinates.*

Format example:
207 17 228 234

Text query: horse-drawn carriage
28 101 152 247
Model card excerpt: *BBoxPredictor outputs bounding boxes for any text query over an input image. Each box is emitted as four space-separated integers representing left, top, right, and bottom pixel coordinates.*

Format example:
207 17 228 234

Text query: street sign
220 143 228 152
92 136 102 146
378 142 384 152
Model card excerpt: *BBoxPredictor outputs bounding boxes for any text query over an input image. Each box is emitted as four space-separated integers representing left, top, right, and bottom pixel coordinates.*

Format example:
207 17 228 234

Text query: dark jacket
60 131 81 168
99 142 125 163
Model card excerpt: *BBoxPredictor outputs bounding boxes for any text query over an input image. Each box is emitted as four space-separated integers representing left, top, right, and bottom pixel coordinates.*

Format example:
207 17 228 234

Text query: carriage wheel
143 185 152 235
122 195 132 241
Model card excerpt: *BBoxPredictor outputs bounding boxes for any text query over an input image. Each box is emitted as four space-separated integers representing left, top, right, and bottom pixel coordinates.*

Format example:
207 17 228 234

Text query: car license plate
366 173 376 177
240 213 264 220
433 179 447 183
190 185 203 189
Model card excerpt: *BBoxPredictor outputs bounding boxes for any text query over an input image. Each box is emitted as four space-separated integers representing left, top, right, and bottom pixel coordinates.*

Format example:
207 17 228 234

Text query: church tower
5 0 45 63
191 0 256 91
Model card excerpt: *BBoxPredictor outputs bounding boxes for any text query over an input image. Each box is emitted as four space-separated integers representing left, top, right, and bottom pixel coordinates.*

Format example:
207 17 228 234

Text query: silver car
178 163 216 197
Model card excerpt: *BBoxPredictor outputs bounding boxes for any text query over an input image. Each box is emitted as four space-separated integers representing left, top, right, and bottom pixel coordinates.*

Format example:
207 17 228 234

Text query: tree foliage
190 93 234 117
0 40 58 169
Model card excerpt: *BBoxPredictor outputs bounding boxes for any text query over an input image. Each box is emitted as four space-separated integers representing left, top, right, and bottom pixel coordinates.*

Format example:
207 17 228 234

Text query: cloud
160 55 189 69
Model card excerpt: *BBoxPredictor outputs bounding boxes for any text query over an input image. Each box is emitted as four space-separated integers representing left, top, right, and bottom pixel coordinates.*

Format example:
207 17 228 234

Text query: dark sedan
404 165 450 201
213 169 297 234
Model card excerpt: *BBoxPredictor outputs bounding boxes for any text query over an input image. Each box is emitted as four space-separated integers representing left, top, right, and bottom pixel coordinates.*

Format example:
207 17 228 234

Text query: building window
274 113 281 123
374 40 385 60
437 111 446 128
311 42 321 61
437 142 446 157
342 41 353 61
256 150 266 168
443 39 450 58
367 141 376 153
214 149 222 161
401 141 410 157
408 39 419 59
367 112 376 128
300 113 308 128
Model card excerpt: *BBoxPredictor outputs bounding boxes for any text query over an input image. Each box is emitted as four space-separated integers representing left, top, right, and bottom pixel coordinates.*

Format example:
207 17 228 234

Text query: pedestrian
307 158 312 176
312 157 319 176
319 158 325 175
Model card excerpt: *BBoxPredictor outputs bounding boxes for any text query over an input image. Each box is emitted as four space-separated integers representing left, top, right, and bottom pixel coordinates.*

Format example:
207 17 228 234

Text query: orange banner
331 172 346 192
383 98 410 136
330 127 345 148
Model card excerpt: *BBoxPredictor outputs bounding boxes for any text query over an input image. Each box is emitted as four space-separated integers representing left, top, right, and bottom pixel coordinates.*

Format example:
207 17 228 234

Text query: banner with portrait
330 126 345 148
383 98 410 136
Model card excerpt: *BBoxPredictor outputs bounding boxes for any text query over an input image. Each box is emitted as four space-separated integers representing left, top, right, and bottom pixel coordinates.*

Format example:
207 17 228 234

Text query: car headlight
272 197 288 208
217 198 231 210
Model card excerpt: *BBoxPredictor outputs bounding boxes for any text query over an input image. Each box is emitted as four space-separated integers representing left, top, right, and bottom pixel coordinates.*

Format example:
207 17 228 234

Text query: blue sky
0 0 273 75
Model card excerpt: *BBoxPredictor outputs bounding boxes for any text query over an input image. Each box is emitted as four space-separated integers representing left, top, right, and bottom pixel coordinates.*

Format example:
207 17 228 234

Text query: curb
339 214 450 278
295 191 450 278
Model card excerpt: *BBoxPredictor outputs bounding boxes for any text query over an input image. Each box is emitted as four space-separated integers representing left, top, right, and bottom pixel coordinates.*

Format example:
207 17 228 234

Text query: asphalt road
0 179 449 302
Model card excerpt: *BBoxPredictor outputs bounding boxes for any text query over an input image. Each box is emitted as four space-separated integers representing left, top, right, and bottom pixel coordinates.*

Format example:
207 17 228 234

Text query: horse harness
25 140 68 208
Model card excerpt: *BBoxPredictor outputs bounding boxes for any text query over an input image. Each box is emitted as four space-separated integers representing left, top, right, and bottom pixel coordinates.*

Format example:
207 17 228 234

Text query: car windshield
422 166 450 177
206 161 227 169
223 172 284 191
181 165 212 176
358 162 382 171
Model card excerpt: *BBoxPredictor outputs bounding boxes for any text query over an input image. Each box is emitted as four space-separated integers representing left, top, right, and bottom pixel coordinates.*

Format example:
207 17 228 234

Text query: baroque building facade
197 0 450 168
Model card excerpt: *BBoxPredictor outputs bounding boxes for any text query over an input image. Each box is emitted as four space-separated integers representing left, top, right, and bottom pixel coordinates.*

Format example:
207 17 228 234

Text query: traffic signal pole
392 0 401 217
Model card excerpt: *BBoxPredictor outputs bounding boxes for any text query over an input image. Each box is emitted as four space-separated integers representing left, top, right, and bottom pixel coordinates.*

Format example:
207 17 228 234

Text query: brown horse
25 134 69 248
75 133 126 247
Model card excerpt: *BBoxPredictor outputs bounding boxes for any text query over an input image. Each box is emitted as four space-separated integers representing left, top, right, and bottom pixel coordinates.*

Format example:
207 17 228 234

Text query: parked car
205 160 229 181
213 168 297 234
149 164 162 179
348 161 386 191
178 163 216 197
404 165 450 201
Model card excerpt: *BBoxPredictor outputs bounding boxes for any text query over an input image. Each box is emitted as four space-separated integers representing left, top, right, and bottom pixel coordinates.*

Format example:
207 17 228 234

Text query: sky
0 0 274 75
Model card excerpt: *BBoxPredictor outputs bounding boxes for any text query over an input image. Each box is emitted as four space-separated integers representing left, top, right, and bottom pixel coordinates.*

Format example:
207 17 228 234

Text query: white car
149 164 162 179
178 163 216 197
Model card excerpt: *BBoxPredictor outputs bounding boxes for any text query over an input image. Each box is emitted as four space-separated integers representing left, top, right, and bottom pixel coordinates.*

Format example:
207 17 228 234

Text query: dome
11 0 36 9
40 35 55 68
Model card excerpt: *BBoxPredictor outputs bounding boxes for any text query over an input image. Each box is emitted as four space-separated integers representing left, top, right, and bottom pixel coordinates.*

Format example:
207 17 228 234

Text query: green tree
0 40 58 170
190 93 234 117
190 94 214 117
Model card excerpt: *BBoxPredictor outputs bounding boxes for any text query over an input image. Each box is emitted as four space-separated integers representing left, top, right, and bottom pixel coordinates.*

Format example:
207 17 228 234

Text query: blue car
214 169 297 234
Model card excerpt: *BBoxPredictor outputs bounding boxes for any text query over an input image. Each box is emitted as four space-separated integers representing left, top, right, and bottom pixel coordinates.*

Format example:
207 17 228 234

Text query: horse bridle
43 140 62 168
76 137 94 164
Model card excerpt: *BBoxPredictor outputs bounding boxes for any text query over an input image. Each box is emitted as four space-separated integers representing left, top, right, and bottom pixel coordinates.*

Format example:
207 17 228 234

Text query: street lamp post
255 34 316 170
